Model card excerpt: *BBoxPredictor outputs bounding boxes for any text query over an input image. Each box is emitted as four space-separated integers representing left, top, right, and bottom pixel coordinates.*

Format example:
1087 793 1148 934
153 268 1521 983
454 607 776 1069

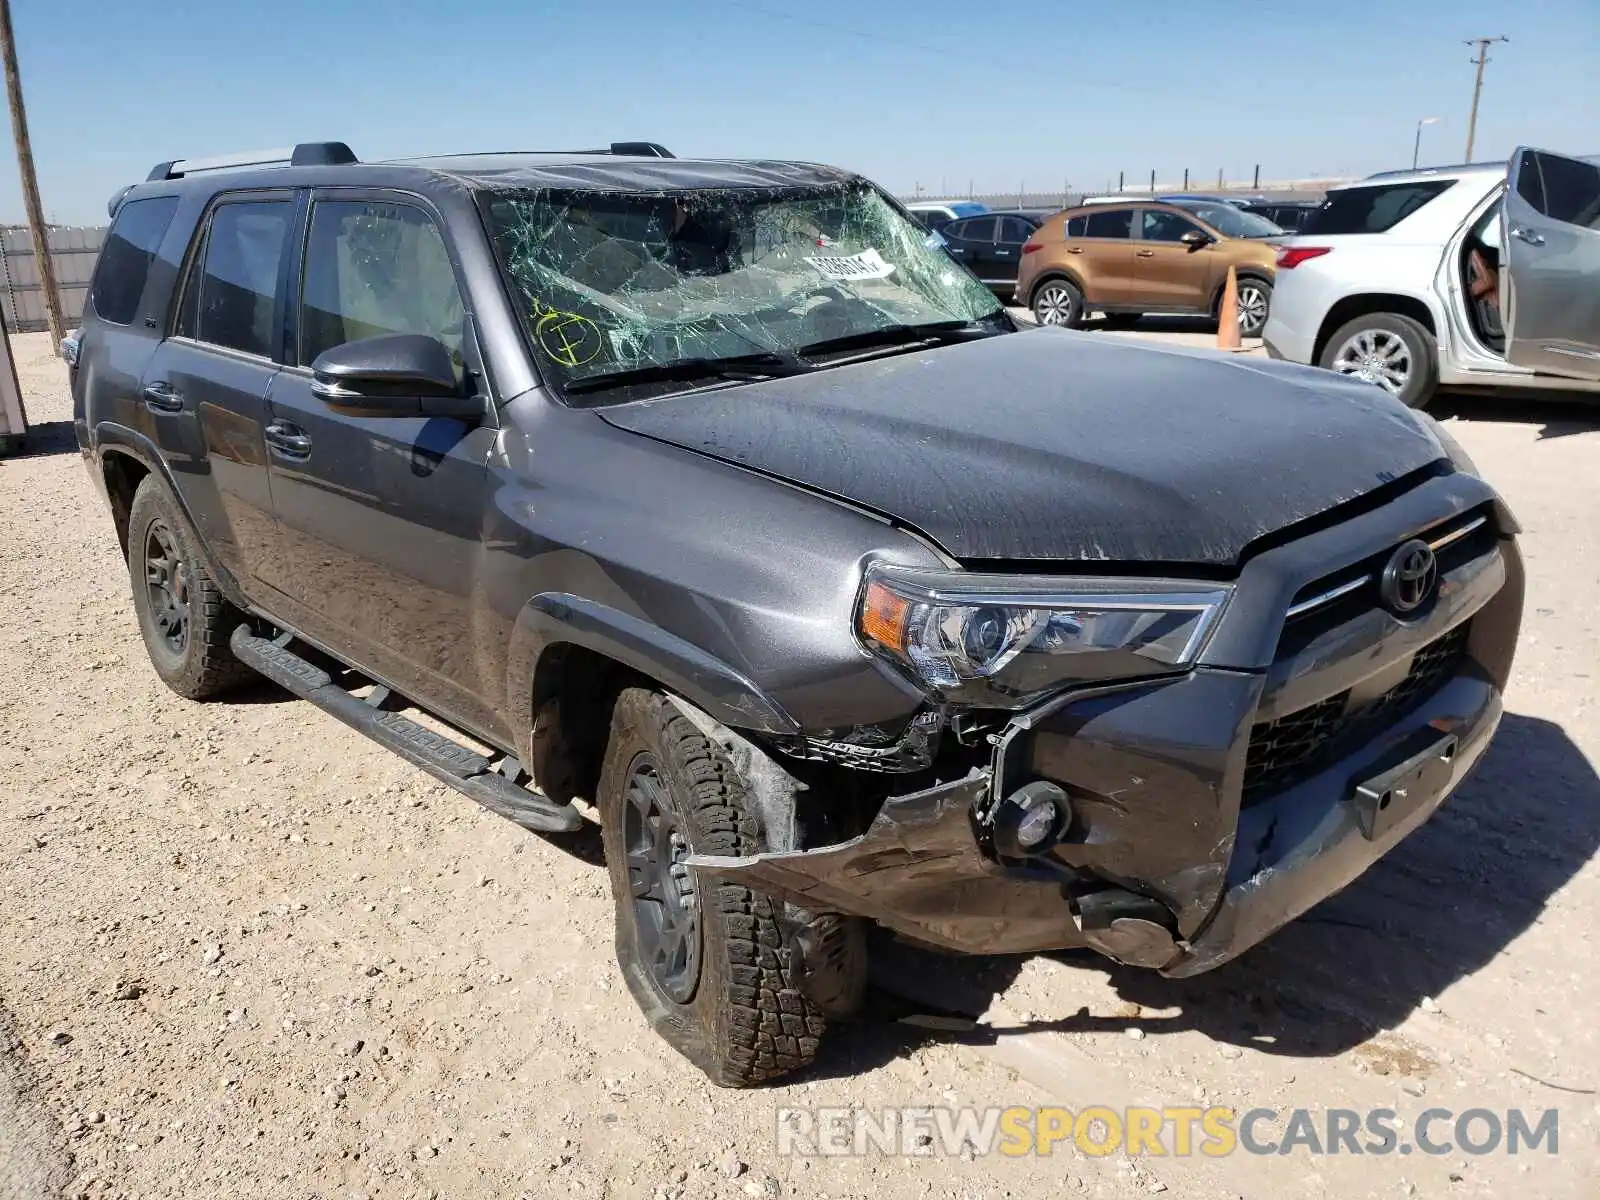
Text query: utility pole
0 0 63 352
1463 35 1508 161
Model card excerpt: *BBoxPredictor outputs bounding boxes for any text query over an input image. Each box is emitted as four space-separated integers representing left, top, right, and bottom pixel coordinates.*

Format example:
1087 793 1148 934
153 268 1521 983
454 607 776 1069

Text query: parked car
904 200 988 232
75 138 1522 1088
937 208 1055 298
1243 200 1322 231
1263 147 1600 408
1156 193 1254 208
1016 198 1282 333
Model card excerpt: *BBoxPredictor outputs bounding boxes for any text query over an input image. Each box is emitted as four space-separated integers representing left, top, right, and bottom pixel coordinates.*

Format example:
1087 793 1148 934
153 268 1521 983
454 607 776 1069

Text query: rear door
1501 147 1600 379
990 216 1036 291
1129 208 1216 309
1073 207 1137 303
136 192 295 584
940 216 998 281
258 188 504 734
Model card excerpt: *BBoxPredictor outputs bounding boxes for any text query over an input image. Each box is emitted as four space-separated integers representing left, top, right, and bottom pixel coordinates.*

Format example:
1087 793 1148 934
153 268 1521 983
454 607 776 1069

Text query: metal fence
0 225 104 334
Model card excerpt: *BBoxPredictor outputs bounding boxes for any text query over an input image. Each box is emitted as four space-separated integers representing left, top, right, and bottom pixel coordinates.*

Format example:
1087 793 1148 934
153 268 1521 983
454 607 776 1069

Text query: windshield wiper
794 317 1004 359
562 352 809 396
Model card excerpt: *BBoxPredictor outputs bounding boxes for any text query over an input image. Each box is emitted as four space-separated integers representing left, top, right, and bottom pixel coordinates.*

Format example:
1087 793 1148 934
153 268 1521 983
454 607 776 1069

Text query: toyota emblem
1380 539 1438 614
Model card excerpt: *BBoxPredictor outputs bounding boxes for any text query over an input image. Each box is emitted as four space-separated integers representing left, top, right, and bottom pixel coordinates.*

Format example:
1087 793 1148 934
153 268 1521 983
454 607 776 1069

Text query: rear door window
997 216 1035 243
953 216 998 243
1084 209 1134 238
176 200 293 358
1064 215 1088 238
91 197 180 325
1299 181 1455 235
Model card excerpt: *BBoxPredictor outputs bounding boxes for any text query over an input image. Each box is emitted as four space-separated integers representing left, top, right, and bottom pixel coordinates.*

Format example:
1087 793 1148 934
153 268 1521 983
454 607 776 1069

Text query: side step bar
230 626 583 834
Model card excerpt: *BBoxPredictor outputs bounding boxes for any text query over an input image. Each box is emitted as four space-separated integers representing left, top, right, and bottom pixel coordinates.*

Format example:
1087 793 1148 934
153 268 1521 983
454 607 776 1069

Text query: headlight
856 563 1230 708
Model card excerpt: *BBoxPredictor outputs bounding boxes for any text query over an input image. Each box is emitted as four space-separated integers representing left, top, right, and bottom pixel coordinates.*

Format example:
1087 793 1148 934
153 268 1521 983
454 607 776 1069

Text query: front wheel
599 688 827 1086
1234 277 1272 338
1031 278 1084 327
1319 312 1439 409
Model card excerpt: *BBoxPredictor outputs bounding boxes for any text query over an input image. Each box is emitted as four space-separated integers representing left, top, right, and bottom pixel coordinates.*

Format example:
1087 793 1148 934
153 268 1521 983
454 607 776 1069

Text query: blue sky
4 0 1596 225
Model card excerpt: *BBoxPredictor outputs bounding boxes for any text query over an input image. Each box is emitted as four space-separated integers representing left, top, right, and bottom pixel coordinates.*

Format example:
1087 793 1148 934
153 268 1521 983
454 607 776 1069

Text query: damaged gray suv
72 140 1523 1086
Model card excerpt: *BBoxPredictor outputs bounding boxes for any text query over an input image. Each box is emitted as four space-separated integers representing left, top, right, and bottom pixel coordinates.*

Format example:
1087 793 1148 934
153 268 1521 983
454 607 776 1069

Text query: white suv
1263 148 1600 408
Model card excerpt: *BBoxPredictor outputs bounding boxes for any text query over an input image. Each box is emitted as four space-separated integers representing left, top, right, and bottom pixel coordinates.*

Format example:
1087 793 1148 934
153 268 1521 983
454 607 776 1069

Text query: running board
229 625 582 834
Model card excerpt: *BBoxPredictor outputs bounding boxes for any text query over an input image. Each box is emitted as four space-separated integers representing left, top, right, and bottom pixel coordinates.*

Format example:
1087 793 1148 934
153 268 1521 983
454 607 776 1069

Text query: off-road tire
127 476 252 700
599 688 827 1086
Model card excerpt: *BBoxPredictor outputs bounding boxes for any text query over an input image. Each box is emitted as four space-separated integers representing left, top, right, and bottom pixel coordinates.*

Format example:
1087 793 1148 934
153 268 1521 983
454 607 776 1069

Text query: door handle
1510 225 1546 246
1067 247 1084 254
264 421 312 458
1136 249 1156 258
994 249 1014 257
142 382 184 413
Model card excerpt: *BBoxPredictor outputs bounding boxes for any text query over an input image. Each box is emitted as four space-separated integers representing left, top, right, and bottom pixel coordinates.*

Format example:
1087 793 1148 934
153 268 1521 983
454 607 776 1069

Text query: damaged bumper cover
690 486 1522 976
689 664 1504 975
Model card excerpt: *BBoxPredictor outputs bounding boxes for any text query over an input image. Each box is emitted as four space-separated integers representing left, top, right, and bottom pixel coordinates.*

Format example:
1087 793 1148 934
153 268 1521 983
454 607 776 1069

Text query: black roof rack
145 141 358 182
604 141 674 158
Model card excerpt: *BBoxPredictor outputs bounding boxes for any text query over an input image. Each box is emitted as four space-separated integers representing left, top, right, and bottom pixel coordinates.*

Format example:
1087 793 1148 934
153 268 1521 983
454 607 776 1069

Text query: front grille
1242 622 1471 801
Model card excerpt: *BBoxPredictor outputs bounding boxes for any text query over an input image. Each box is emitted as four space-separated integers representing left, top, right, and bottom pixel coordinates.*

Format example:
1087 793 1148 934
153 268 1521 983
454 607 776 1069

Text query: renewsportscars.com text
775 1105 1560 1159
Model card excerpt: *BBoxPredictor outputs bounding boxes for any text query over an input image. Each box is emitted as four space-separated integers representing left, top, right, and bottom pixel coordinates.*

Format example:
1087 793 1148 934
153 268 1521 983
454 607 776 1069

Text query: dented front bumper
690 492 1523 976
690 660 1504 974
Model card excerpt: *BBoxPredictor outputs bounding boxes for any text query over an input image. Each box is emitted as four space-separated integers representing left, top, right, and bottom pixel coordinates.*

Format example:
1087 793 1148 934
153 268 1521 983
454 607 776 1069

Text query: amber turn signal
859 580 910 652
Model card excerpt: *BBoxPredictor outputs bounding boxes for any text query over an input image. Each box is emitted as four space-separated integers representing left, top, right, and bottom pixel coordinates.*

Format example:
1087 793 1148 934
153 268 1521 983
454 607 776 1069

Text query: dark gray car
71 141 1524 1086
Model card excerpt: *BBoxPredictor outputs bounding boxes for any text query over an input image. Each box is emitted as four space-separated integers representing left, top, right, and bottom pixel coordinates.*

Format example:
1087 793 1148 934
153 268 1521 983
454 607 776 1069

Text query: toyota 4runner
71 140 1523 1086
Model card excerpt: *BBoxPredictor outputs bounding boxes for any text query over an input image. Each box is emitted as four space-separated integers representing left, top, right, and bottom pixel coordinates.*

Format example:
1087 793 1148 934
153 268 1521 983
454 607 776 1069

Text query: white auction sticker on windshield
803 248 896 281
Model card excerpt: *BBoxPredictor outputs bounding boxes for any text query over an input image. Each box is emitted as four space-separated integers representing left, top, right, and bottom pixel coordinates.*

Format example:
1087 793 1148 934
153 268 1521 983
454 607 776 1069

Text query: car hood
597 329 1447 567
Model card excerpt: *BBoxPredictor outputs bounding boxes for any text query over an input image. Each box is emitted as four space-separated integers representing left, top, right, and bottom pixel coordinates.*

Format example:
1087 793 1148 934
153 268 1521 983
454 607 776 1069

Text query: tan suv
1015 200 1282 335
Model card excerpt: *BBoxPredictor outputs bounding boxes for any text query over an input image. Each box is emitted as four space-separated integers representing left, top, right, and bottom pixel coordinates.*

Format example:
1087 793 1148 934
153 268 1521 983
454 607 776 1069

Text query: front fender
503 591 804 767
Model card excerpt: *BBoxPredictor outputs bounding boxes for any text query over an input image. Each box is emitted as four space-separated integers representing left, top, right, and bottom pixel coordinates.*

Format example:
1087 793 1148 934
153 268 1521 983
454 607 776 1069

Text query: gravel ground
1 329 1596 1200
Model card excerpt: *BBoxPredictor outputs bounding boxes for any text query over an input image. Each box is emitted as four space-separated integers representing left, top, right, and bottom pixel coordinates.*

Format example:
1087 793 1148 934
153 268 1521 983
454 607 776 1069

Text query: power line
1463 35 1509 161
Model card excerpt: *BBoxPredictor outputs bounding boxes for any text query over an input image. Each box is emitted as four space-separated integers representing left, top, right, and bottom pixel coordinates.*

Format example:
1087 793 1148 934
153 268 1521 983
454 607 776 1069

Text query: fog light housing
992 780 1071 858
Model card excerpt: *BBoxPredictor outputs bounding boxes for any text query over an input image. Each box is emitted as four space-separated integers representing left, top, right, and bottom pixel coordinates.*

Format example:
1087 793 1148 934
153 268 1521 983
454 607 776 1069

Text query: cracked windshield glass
484 182 1002 397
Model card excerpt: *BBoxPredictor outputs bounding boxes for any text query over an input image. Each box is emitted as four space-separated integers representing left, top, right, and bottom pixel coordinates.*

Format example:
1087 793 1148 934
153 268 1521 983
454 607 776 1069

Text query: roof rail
1361 160 1504 181
145 141 358 182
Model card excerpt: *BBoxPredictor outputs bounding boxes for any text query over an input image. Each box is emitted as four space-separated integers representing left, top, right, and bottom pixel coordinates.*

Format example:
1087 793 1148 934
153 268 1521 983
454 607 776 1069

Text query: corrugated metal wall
0 226 104 334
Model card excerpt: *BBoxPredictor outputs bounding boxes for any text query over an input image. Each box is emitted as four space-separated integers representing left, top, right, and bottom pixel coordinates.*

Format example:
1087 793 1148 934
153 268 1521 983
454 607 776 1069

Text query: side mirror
310 333 480 419
1180 229 1213 250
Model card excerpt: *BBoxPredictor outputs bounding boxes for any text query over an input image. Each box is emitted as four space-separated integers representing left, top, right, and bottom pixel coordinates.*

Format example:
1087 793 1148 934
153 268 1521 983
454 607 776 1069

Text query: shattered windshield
482 180 1003 397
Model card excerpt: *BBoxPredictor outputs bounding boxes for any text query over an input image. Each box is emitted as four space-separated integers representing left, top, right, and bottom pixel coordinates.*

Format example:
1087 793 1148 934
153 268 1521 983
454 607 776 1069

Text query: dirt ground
2 328 1596 1200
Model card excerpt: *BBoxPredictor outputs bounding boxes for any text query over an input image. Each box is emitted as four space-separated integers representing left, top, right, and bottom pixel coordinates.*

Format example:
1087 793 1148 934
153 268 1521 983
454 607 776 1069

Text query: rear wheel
1234 277 1272 338
1031 278 1084 327
599 688 828 1086
127 477 252 700
1319 312 1439 409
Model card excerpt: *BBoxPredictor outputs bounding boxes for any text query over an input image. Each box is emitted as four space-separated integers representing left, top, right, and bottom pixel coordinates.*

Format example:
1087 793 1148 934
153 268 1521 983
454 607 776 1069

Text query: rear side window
998 216 1035 243
90 197 180 325
1064 215 1087 238
1084 209 1133 238
955 216 998 242
1299 181 1454 235
176 201 292 357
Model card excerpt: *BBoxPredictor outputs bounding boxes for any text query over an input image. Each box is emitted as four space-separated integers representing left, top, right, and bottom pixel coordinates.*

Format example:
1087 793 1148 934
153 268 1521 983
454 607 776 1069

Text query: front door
1128 208 1217 310
255 190 505 738
138 194 296 585
990 216 1035 293
1502 147 1600 380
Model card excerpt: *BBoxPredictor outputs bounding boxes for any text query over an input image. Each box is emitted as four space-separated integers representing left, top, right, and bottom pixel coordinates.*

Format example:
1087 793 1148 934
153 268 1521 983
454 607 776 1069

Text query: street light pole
1412 116 1440 169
